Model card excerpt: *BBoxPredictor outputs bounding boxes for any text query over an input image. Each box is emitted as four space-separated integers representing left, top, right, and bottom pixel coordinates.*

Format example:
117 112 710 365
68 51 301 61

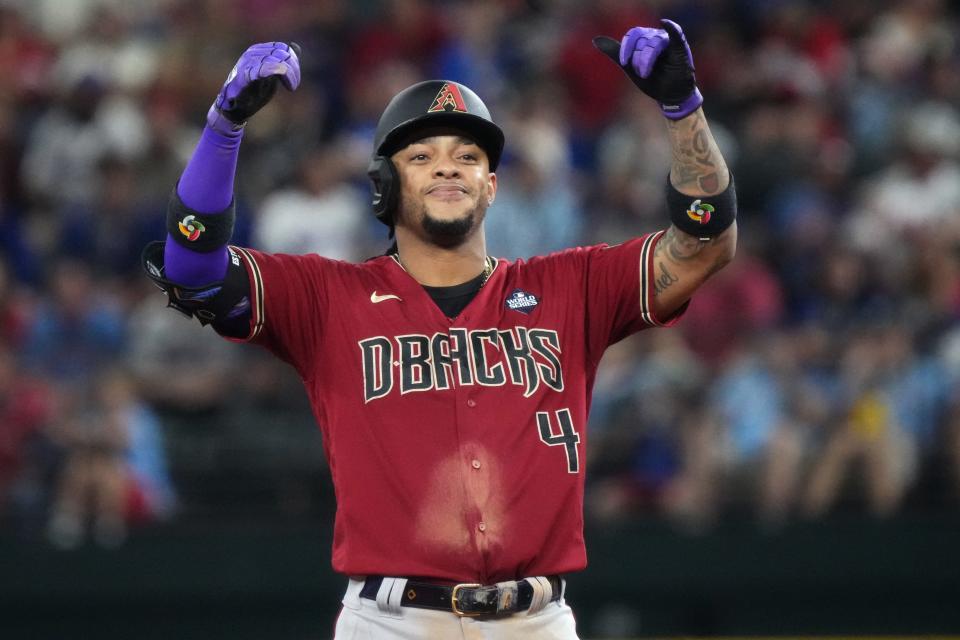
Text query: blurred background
1 0 959 638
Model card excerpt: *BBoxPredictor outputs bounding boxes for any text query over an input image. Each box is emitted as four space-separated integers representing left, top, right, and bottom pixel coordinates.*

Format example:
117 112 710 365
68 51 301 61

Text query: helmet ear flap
367 155 400 227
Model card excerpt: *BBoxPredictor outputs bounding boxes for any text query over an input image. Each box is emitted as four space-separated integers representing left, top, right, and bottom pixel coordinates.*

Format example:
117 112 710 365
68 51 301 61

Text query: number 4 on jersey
537 408 581 473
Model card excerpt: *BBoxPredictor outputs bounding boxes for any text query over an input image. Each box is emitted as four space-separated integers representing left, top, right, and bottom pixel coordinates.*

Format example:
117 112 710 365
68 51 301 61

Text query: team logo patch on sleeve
505 289 540 314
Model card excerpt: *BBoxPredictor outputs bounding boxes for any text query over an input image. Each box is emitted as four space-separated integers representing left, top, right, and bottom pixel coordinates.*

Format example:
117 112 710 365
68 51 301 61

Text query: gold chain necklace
393 254 495 288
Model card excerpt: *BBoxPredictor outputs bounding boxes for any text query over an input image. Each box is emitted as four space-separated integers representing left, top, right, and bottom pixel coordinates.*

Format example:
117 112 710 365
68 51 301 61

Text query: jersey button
478 522 486 532
471 459 481 469
466 399 477 408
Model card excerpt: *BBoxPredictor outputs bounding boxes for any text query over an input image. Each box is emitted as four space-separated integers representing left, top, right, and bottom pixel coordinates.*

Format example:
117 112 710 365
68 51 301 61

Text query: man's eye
460 154 477 161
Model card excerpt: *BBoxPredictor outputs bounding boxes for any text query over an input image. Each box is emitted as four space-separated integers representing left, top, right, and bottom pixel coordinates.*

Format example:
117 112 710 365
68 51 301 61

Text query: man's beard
416 200 488 248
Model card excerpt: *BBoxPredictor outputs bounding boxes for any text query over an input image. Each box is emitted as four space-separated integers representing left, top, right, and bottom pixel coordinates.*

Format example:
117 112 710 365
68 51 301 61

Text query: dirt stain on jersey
414 443 507 557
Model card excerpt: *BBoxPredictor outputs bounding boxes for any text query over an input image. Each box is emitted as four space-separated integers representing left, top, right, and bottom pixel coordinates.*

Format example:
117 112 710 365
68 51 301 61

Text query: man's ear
487 172 497 205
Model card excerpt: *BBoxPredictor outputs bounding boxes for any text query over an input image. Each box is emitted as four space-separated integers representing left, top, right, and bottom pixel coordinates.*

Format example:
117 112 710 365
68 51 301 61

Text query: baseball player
142 19 736 639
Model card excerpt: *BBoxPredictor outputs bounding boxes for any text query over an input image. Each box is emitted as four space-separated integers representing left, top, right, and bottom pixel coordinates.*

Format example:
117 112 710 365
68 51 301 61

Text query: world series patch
505 288 539 314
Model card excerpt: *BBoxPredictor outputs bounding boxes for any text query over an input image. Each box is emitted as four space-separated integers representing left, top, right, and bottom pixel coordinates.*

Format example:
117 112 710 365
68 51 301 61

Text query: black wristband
665 174 736 239
166 188 235 252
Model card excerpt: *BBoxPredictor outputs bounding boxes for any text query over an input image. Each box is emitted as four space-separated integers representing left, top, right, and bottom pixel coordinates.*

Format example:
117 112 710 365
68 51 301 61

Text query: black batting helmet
367 80 505 228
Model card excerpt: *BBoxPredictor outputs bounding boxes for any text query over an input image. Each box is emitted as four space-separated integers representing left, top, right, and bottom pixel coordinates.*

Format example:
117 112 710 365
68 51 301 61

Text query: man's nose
433 157 461 177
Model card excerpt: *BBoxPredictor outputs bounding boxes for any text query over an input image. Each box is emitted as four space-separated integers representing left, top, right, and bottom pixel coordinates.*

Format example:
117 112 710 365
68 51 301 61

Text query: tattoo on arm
651 225 736 297
649 108 738 302
654 262 679 296
656 226 707 262
665 110 728 195
652 227 709 297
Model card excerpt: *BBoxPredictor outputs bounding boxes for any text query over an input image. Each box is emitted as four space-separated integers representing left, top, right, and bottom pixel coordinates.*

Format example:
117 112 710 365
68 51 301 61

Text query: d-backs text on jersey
359 327 564 403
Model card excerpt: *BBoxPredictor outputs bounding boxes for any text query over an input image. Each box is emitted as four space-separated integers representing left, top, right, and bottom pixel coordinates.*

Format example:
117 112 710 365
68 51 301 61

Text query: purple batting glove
207 41 302 134
594 19 703 120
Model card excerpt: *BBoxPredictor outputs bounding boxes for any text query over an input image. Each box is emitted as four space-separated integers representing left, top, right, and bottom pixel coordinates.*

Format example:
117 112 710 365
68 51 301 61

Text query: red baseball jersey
224 231 681 584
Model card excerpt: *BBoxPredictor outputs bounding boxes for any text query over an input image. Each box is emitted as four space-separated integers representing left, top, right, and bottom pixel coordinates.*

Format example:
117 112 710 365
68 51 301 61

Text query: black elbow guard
666 174 736 240
141 241 251 326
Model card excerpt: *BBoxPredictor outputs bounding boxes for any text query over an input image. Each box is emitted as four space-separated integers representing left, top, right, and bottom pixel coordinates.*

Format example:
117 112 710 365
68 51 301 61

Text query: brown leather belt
359 576 563 616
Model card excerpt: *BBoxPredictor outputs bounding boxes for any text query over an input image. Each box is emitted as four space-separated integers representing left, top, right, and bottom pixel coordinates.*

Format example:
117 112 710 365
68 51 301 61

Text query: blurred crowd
1 0 959 547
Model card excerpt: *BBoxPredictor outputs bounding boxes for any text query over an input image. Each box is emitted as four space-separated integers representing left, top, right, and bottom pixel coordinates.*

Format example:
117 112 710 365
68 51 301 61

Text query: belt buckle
450 583 483 617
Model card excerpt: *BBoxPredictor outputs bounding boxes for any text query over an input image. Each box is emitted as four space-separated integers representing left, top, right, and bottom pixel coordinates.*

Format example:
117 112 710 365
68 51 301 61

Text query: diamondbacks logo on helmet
428 83 468 113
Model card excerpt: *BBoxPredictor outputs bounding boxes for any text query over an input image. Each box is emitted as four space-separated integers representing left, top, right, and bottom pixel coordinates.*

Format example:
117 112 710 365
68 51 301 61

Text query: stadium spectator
126 280 237 417
252 146 369 260
20 72 148 210
587 331 705 525
46 373 129 549
847 101 960 251
486 97 582 259
0 342 59 532
802 324 947 517
677 246 785 366
21 259 126 392
707 329 830 526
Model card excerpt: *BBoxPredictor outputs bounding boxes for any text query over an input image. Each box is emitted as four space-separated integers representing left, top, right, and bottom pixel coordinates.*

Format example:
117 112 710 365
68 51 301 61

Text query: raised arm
595 20 737 321
653 107 736 318
143 42 299 330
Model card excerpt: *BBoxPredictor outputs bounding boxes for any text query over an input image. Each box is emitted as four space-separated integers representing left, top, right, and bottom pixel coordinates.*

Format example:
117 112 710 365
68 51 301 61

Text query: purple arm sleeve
164 126 243 286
